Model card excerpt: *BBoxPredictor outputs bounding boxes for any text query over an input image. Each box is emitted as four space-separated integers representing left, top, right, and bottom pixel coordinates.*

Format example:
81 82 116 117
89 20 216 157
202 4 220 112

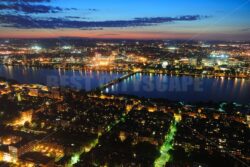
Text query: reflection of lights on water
149 73 153 80
160 74 163 81
239 78 245 92
234 78 238 84
220 77 225 87
4 65 13 78
58 69 61 77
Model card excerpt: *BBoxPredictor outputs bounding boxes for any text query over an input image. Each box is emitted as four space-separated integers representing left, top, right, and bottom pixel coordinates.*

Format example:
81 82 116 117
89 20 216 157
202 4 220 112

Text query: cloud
241 28 250 32
80 27 104 31
65 8 77 11
0 14 209 29
98 33 119 36
88 9 98 12
0 3 63 13
134 15 210 23
65 16 82 19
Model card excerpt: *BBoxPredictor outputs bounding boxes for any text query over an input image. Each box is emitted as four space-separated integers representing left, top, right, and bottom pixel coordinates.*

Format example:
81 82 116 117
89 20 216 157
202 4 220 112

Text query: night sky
0 0 250 40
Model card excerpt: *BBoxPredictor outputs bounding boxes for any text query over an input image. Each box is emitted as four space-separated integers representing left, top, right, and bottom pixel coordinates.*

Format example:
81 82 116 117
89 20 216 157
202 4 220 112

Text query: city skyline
0 0 250 40
0 1 250 166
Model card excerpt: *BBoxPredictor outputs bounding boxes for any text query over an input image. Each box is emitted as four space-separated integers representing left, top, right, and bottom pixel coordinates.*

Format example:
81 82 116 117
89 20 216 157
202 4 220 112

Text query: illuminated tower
197 56 203 66
23 55 27 64
247 115 250 128
17 93 22 102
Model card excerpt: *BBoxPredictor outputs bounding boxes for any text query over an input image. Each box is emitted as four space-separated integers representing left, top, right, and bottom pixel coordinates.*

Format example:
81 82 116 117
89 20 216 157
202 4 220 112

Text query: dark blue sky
0 0 250 40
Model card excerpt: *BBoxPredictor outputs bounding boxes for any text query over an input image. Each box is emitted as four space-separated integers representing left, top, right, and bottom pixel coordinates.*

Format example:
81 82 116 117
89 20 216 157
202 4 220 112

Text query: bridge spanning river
92 72 138 92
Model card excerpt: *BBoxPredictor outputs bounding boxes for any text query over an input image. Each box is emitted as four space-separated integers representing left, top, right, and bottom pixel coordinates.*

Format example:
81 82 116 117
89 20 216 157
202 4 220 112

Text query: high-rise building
247 115 250 128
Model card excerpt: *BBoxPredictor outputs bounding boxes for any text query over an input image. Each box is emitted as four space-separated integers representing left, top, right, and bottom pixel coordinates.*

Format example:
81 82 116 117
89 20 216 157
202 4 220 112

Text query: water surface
107 73 250 104
0 65 249 103
0 65 124 91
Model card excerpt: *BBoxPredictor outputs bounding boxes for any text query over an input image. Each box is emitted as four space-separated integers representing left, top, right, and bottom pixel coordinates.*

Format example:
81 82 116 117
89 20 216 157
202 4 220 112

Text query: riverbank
1 63 249 80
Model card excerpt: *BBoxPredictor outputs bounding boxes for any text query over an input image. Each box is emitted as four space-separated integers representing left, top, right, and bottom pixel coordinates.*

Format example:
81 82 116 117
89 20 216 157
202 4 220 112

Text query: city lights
31 46 42 52
0 1 249 167
154 115 180 167
0 11 249 166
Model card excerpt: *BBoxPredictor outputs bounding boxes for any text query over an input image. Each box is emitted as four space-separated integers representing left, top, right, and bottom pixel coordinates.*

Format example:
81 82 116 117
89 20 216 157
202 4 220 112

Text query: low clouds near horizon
0 14 209 29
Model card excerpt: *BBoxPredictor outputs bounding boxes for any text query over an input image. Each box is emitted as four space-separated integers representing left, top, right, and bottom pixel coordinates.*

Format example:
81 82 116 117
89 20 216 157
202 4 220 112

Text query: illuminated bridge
92 71 138 92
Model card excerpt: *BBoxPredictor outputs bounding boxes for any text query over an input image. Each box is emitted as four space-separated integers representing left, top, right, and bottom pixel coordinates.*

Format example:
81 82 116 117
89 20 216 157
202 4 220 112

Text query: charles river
0 65 249 104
